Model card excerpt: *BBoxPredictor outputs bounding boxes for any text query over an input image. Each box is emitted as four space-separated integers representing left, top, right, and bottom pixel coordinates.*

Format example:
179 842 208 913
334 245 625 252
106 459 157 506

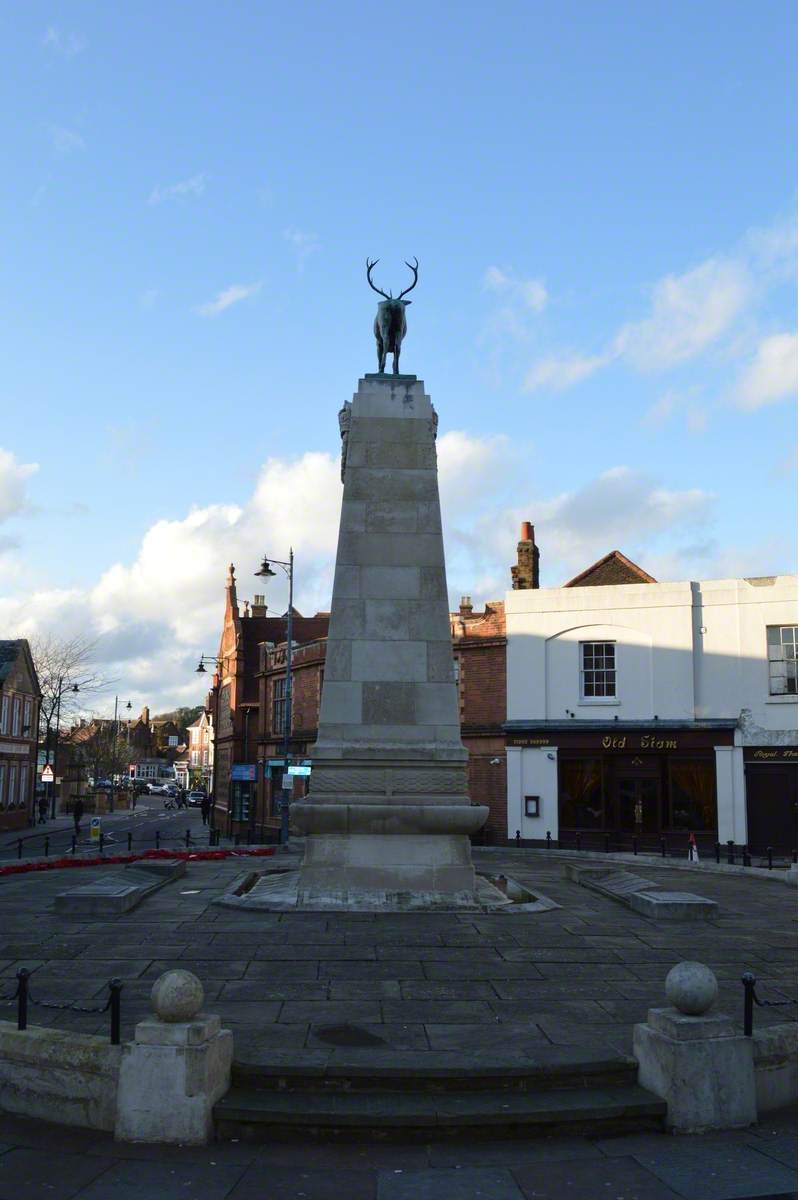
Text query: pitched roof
564 551 657 588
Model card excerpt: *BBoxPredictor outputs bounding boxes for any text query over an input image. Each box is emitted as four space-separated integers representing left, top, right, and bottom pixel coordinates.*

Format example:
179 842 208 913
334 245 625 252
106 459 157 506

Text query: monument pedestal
292 374 487 907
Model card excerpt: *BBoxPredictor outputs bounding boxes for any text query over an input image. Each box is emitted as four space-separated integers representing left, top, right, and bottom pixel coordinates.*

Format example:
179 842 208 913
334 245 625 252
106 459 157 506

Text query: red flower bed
0 845 276 877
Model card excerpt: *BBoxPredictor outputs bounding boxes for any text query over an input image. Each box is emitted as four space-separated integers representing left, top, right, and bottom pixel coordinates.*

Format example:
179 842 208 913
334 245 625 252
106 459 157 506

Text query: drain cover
315 1023 386 1048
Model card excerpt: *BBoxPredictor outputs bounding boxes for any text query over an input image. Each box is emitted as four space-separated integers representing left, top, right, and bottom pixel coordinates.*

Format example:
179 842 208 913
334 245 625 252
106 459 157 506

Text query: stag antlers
366 257 419 300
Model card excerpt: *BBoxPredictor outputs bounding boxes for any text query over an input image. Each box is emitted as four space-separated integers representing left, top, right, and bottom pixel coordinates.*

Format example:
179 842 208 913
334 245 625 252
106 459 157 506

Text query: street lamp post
256 549 294 847
109 697 132 814
195 655 227 836
46 679 81 819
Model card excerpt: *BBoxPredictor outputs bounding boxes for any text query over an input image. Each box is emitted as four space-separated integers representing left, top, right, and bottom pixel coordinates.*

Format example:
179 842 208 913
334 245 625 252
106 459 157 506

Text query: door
745 766 798 854
616 776 661 836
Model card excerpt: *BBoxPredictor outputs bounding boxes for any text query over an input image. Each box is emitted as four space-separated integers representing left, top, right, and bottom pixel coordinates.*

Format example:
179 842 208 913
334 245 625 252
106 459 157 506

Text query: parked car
146 782 166 795
163 782 179 795
187 790 206 807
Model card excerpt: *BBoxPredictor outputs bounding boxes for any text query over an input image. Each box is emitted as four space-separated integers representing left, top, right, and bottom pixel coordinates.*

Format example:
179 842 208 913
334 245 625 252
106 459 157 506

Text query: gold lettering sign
602 736 626 749
640 735 677 750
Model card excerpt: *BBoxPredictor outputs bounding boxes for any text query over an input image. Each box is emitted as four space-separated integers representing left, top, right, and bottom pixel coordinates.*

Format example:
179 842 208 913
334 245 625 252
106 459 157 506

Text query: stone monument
291 261 488 906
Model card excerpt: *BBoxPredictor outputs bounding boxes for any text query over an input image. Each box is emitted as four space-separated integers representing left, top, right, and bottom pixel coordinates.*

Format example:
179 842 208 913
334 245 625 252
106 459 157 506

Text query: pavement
5 1107 798 1197
3 848 798 1197
0 803 221 860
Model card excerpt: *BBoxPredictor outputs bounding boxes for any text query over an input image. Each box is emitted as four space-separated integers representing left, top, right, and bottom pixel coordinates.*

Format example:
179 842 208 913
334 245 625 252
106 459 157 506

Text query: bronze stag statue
366 257 419 374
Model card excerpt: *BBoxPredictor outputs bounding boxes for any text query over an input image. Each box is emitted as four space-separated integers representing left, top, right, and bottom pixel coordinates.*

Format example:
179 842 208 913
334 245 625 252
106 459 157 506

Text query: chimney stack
251 594 267 618
459 596 473 617
511 521 540 590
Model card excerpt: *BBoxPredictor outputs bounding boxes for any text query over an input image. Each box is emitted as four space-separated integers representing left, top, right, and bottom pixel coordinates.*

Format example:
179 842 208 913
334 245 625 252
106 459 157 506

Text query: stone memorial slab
628 891 718 921
55 859 186 914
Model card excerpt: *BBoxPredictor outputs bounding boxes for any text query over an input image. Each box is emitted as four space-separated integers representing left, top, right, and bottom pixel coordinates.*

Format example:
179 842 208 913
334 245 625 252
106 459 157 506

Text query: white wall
506 748 559 841
507 575 798 738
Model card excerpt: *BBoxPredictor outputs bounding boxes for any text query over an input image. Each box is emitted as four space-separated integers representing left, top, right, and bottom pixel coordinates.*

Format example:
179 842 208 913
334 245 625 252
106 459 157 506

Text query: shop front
506 722 736 851
744 747 798 854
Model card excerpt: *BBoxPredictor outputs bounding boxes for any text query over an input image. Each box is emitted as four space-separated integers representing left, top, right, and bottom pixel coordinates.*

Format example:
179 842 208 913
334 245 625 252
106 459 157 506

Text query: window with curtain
559 757 605 828
668 758 717 830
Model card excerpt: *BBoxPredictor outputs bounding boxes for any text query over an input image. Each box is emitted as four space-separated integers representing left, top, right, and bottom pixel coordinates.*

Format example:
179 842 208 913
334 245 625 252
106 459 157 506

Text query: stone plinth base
634 1006 756 1132
115 1013 233 1144
298 831 479 903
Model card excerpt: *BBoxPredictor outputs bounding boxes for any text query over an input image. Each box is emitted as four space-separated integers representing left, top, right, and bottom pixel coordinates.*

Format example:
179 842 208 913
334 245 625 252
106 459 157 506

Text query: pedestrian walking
38 795 48 824
73 796 84 836
201 795 211 826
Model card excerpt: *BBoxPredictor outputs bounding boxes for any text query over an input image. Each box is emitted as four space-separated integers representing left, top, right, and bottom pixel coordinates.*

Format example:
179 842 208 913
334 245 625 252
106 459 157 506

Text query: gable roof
564 550 657 588
0 639 41 695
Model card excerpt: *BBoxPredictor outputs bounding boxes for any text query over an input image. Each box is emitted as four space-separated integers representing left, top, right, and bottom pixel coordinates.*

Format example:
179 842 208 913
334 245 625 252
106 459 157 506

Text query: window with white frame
8 764 17 807
580 641 617 699
23 698 32 735
0 763 5 809
0 695 8 735
11 697 21 737
768 626 798 696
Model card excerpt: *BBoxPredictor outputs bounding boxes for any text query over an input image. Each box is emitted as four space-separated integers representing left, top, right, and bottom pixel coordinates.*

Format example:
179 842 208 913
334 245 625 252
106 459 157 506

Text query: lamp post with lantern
255 549 294 847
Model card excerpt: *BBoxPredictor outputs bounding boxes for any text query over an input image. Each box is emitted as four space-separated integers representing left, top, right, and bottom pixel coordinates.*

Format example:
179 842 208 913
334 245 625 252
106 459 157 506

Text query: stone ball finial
151 969 204 1023
665 961 718 1016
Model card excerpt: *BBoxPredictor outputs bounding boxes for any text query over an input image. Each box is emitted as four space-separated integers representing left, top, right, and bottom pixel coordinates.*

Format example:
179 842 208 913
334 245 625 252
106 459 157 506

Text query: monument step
213 1081 665 1141
230 1046 640 1093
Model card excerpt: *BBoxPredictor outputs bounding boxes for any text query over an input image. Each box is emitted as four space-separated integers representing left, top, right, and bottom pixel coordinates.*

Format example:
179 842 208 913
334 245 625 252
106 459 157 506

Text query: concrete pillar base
634 1006 756 1133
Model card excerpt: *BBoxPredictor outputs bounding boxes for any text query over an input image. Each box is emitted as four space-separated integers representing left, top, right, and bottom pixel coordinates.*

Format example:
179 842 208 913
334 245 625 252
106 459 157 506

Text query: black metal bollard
546 830 552 850
742 972 756 1037
576 832 582 852
768 846 773 870
234 833 241 847
99 831 104 854
727 840 735 865
108 979 123 1045
715 842 721 864
127 832 132 853
632 836 638 856
16 968 29 1031
515 830 521 847
155 830 160 850
17 838 22 860
660 837 667 859
44 837 49 857
185 829 191 848
71 835 76 855
743 845 751 867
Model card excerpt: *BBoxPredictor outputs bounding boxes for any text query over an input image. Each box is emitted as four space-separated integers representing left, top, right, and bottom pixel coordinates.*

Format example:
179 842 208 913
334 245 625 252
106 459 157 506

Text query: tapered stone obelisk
292 373 488 906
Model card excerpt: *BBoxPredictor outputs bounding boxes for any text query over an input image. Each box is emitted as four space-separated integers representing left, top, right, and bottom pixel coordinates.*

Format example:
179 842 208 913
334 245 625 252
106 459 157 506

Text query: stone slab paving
2 849 798 1056
6 1109 798 1198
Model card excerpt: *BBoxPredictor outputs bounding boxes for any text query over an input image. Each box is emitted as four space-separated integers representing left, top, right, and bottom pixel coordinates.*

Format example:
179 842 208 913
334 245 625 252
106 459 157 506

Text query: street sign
41 764 54 783
287 765 311 776
231 764 257 782
90 817 101 842
281 774 293 791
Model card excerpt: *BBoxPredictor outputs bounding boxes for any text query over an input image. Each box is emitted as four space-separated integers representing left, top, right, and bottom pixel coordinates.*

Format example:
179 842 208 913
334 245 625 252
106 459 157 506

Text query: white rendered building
505 549 798 852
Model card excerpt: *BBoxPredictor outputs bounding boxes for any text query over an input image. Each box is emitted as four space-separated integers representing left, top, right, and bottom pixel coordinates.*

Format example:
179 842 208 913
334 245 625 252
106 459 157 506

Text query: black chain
0 979 112 1015
749 979 798 1009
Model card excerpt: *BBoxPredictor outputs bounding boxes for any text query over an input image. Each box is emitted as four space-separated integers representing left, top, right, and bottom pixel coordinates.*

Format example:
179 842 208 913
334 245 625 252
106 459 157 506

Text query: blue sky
1 1 797 711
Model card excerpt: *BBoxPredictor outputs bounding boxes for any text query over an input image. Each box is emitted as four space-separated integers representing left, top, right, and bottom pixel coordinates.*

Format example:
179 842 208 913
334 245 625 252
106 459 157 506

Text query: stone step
214 1082 665 1141
231 1046 640 1093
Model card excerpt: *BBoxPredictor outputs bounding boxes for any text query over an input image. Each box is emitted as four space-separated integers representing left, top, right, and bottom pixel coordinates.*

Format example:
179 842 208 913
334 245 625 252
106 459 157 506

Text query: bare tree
30 634 111 753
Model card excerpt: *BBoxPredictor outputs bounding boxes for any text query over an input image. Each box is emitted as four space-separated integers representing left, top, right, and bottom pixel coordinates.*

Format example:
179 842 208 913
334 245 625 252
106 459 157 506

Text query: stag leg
392 345 400 374
375 326 386 373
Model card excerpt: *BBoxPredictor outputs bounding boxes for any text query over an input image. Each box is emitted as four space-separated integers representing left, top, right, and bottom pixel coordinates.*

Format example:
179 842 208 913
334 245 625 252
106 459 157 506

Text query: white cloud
148 173 207 205
196 282 261 317
524 352 611 392
614 258 750 370
0 435 724 710
737 331 798 409
283 227 319 270
42 27 87 57
484 265 548 312
0 448 38 522
49 125 85 157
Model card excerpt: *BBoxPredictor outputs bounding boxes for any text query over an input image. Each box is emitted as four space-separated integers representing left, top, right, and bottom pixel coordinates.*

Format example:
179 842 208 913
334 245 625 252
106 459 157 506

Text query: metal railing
2 822 229 862
511 829 796 870
1 968 123 1044
742 972 798 1037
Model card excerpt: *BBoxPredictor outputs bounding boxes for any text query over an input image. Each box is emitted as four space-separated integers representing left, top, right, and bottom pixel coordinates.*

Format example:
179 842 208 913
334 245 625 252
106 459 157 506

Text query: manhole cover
316 1024 386 1048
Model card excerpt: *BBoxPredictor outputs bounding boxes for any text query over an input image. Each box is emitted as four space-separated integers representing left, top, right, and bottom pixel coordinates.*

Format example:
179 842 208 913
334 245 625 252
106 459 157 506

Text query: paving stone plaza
4 850 798 1196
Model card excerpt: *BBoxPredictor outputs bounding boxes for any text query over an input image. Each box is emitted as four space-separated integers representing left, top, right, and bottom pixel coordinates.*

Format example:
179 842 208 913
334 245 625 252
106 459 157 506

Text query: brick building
209 564 328 832
0 640 41 831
